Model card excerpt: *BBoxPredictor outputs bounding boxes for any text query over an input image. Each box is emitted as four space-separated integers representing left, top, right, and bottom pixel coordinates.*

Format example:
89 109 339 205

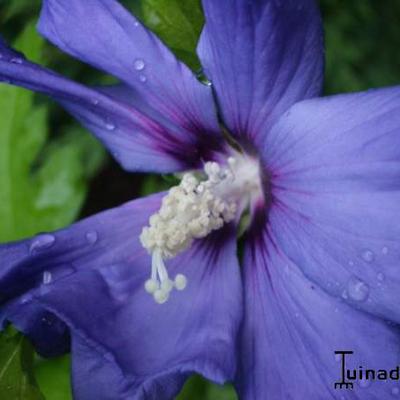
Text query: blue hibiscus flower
1 0 399 399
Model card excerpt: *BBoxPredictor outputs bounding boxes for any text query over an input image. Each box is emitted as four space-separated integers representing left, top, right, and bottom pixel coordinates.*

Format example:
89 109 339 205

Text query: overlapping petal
0 40 224 173
237 215 400 399
262 86 400 324
198 0 324 146
0 194 242 399
38 0 220 138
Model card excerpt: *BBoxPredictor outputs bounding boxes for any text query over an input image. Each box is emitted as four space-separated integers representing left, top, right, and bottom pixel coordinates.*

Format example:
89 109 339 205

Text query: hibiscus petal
263 86 400 323
0 194 242 399
238 213 400 399
0 40 223 173
38 0 221 138
198 0 324 146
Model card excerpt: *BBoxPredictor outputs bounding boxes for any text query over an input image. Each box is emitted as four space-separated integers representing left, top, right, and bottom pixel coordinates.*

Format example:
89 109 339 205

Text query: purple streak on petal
198 0 324 148
0 41 224 173
96 84 226 167
0 194 242 398
39 0 221 141
262 86 400 324
237 213 400 399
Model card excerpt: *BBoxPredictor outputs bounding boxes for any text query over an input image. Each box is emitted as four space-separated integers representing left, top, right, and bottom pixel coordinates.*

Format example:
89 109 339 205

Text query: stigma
140 153 261 304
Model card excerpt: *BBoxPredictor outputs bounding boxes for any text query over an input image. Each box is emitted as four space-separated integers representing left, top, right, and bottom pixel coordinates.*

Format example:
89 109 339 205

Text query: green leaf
35 356 72 400
177 375 238 400
139 0 204 71
0 0 41 22
0 328 44 400
321 0 400 94
0 22 106 242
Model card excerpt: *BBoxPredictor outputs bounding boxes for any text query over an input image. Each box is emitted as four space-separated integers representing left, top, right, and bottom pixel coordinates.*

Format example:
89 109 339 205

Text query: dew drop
85 230 98 245
134 21 140 27
139 74 147 83
377 272 385 282
42 271 52 285
10 57 23 64
91 98 99 105
362 249 375 263
20 294 32 305
347 278 369 302
359 378 371 388
134 59 145 71
382 246 389 255
392 387 400 396
29 234 56 253
105 122 116 131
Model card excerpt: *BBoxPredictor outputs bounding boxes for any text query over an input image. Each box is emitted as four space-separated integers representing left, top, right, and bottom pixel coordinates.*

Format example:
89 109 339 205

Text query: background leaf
177 375 237 400
0 22 105 242
138 0 204 71
34 356 72 400
0 328 44 400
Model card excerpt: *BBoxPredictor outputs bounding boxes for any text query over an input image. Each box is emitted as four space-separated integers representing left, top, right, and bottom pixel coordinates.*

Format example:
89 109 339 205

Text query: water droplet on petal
10 57 23 64
105 122 115 131
134 59 145 71
29 234 56 253
382 246 389 255
20 294 32 304
85 230 98 245
91 98 99 105
377 272 385 282
134 21 140 27
392 387 400 396
362 249 375 263
347 278 369 302
139 74 147 83
42 271 52 285
359 378 371 388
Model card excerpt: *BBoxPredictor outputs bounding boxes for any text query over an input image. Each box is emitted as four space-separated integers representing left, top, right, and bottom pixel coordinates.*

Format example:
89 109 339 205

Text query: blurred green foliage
321 0 400 94
35 356 72 400
0 0 399 399
0 23 105 242
0 327 44 400
139 0 204 71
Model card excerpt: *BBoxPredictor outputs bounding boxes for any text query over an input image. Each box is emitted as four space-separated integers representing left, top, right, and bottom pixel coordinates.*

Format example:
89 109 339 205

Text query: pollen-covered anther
140 160 240 303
